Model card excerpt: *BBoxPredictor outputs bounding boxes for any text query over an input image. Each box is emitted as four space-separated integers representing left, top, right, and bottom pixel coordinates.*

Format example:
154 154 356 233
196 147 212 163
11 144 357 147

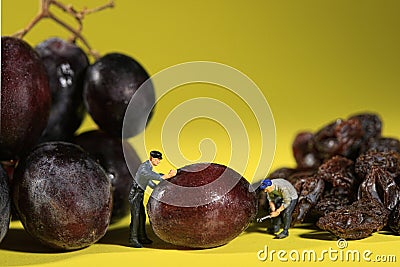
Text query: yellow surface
1 0 400 266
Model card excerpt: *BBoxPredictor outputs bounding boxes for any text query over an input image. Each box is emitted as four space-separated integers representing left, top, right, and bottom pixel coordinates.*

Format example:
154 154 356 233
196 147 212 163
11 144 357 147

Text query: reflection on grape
83 53 155 138
35 37 89 142
1 37 51 161
12 142 112 250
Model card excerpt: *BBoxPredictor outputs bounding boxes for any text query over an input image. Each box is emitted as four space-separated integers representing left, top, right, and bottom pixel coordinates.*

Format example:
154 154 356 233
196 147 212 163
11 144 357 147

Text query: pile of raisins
264 113 400 239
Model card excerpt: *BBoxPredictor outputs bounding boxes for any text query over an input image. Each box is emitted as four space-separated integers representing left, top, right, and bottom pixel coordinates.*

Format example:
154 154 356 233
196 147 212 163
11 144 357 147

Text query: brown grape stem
12 0 114 60
1 160 18 181
1 160 17 168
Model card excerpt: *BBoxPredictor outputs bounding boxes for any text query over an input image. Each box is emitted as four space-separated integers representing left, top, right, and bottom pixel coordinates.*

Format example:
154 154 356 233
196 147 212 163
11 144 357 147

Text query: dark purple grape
0 165 11 243
83 53 155 138
12 142 112 250
148 163 257 248
1 36 51 161
35 37 89 142
73 130 141 223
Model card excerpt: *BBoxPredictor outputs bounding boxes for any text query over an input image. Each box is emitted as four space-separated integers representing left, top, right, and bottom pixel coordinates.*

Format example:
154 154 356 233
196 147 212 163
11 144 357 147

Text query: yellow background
1 0 400 266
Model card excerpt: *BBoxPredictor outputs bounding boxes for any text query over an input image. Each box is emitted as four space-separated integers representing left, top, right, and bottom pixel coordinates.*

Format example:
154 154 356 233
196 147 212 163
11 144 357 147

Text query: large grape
73 130 141 223
1 36 51 161
83 53 155 138
35 37 89 142
147 163 257 248
0 165 11 243
12 142 112 250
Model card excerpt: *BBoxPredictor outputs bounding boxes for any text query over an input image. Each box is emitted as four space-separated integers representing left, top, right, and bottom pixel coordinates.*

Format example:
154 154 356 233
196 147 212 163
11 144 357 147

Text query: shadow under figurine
256 178 298 239
128 150 177 248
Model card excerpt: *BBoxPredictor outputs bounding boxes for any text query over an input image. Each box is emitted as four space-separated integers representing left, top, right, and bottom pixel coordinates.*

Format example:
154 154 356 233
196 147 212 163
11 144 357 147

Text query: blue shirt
134 160 163 190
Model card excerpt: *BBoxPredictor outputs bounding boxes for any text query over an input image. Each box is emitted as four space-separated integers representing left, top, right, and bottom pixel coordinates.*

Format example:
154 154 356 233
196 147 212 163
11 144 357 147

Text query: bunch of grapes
1 0 153 250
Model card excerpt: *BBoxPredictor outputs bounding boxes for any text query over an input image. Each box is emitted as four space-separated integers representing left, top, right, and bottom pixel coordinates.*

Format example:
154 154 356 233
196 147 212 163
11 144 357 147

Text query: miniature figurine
257 178 298 239
128 150 177 248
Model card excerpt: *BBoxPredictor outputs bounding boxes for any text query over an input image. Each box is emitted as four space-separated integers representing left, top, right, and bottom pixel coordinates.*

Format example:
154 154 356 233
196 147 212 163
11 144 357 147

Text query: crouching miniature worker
257 178 298 239
128 150 177 248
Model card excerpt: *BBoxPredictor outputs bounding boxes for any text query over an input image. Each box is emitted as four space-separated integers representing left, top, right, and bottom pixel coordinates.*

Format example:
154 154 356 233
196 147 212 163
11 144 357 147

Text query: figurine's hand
270 211 280 217
165 169 177 179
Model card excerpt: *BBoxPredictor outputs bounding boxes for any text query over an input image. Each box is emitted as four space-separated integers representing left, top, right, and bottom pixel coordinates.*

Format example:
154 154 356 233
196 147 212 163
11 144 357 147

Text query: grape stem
12 0 114 60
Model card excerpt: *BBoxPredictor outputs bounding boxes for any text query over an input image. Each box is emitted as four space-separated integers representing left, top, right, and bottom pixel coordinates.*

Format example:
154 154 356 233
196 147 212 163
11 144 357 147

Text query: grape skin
0 165 11 243
35 37 89 143
73 130 141 223
12 142 112 250
83 53 155 138
1 37 51 161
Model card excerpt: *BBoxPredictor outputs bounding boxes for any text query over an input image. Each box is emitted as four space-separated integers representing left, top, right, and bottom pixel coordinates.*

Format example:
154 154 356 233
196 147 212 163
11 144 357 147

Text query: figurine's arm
266 193 276 212
270 187 291 217
280 187 292 210
147 169 177 188
162 169 177 180
269 201 276 212
139 167 164 189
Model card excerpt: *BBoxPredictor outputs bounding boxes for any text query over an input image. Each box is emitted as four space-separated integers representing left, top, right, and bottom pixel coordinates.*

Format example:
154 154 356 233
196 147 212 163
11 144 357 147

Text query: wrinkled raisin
314 118 364 160
286 170 317 189
388 202 400 235
362 137 400 154
310 194 352 218
291 176 325 225
355 151 400 179
316 199 389 239
317 156 358 189
358 166 400 211
348 113 382 141
292 132 321 170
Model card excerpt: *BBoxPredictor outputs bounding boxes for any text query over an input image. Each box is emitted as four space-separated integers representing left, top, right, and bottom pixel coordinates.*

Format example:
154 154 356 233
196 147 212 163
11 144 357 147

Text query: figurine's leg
267 217 281 234
128 188 144 248
267 198 282 234
275 199 297 239
138 200 152 244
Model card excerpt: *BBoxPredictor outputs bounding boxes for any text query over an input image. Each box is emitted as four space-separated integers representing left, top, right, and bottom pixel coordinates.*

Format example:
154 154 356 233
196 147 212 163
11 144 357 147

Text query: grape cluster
1 29 153 249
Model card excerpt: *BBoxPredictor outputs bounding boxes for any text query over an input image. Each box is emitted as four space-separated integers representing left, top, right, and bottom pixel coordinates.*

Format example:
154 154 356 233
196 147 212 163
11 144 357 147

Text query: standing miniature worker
128 150 177 248
257 178 298 239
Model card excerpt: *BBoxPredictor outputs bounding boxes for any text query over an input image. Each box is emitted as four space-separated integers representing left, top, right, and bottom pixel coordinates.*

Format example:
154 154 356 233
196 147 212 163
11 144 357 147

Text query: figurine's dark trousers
279 199 297 234
270 198 297 233
128 185 147 242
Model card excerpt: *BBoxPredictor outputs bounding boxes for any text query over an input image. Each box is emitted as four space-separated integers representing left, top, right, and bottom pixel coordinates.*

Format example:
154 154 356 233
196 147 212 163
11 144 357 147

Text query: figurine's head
259 179 274 193
150 150 163 166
